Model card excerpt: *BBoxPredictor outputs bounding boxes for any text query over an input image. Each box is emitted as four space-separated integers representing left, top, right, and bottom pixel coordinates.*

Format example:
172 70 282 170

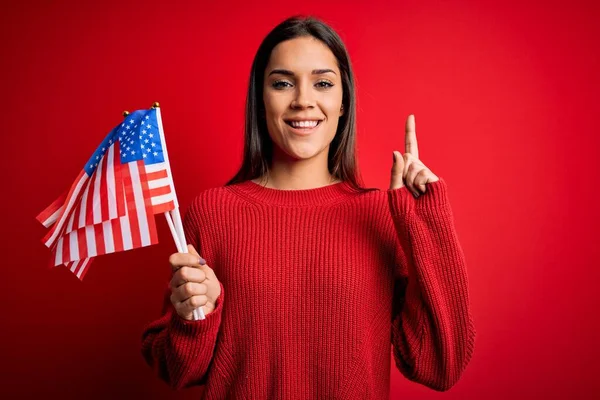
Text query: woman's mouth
284 119 323 134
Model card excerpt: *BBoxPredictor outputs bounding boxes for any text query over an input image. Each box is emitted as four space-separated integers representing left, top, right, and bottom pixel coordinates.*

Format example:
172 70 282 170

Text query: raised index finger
405 114 419 159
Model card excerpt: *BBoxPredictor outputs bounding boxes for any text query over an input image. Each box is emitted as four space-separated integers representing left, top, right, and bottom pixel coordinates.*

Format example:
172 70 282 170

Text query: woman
141 15 476 399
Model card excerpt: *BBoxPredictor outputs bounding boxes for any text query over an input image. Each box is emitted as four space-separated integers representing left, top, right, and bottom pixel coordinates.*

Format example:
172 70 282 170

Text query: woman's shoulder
347 185 390 208
187 183 239 207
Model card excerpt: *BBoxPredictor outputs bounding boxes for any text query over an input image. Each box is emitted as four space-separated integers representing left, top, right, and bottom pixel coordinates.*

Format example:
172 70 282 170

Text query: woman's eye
272 80 292 89
271 80 334 89
316 80 334 88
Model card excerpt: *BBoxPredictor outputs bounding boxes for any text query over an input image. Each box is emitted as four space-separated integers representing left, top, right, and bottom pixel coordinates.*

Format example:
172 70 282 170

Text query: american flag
37 106 178 279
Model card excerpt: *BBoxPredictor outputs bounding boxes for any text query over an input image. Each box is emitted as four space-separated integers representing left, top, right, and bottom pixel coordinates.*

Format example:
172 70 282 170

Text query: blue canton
117 108 165 166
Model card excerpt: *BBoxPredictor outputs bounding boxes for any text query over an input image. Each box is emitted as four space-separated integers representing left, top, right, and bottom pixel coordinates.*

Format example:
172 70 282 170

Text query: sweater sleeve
387 178 476 392
140 197 225 390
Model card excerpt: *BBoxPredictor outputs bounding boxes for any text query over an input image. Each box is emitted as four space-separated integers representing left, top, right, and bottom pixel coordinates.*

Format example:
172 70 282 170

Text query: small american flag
37 106 178 279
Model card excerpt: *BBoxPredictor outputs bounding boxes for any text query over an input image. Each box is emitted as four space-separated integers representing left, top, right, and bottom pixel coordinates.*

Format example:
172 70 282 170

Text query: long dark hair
226 15 365 190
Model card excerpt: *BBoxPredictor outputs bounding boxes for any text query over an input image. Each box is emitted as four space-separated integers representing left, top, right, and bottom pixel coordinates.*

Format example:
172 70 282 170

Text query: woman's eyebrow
268 68 337 76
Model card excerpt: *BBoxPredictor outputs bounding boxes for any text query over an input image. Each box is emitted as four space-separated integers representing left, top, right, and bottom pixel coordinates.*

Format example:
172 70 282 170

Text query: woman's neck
252 150 340 190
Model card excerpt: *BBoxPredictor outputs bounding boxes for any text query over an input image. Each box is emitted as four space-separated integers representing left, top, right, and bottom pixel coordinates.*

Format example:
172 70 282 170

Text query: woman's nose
291 82 315 109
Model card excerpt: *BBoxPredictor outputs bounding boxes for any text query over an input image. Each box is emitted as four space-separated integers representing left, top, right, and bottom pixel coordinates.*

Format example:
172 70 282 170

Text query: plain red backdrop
1 0 599 398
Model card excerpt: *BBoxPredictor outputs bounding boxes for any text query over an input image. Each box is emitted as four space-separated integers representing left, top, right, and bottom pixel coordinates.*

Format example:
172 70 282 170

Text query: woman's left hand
390 114 440 198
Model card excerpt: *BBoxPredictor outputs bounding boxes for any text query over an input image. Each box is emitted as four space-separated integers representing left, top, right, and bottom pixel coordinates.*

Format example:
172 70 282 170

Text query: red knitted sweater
141 178 476 399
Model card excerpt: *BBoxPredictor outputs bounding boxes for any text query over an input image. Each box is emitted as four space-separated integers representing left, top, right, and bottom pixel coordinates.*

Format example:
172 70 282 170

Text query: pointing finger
405 114 419 159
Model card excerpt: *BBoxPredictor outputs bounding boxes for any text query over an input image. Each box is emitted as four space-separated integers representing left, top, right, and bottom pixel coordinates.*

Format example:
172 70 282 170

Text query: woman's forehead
267 37 339 74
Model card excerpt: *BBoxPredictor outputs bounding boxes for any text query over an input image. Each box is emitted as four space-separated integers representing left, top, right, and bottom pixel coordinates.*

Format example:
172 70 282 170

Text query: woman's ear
339 103 344 117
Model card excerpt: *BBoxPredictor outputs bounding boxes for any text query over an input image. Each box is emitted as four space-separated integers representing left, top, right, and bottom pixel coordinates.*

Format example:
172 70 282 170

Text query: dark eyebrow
268 68 337 76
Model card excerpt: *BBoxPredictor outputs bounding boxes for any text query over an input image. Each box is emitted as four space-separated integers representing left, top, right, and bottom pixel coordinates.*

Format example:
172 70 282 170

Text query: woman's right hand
168 244 222 320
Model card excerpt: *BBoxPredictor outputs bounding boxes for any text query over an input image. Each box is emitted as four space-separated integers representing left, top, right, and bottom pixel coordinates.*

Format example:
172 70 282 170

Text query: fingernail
199 257 206 265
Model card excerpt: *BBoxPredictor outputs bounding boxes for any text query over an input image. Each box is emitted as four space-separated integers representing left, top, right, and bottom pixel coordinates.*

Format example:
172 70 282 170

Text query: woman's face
263 36 344 162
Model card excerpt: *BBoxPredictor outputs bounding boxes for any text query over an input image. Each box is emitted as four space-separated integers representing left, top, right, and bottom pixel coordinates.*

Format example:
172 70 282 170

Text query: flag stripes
52 160 159 266
145 163 176 214
36 192 67 228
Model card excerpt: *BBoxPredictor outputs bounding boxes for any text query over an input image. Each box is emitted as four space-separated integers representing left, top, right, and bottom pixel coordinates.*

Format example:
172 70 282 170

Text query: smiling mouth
284 120 323 129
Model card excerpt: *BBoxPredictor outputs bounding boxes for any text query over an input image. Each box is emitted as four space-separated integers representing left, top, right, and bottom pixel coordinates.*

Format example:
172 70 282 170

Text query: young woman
142 15 476 399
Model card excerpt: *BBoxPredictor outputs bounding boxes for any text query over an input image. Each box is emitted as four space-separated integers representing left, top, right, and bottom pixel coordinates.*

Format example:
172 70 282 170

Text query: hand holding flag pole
37 102 206 320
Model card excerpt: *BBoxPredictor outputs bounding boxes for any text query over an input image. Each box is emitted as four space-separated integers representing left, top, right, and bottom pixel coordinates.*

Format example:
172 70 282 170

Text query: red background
1 0 599 398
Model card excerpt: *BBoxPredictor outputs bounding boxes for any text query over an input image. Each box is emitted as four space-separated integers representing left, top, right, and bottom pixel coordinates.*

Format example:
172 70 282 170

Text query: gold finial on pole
122 110 130 118
152 101 160 108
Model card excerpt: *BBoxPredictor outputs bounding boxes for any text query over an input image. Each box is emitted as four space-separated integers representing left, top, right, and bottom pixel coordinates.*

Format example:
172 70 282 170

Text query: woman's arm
388 177 476 391
140 281 224 389
140 197 225 389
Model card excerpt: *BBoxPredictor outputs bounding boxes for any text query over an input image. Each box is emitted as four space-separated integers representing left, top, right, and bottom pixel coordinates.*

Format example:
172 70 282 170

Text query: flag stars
82 112 164 209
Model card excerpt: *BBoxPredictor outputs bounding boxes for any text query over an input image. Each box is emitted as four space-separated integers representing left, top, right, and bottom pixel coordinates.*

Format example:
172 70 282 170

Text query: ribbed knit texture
141 177 476 399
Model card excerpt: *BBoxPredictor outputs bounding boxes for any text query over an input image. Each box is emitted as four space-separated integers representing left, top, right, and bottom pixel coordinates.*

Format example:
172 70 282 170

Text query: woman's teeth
288 120 320 128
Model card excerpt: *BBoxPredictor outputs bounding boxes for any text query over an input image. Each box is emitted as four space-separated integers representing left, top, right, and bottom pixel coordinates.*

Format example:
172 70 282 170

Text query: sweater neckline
229 180 361 207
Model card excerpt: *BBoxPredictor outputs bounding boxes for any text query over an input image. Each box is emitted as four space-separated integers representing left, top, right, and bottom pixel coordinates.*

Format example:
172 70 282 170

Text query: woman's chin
284 146 324 160
271 138 330 161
